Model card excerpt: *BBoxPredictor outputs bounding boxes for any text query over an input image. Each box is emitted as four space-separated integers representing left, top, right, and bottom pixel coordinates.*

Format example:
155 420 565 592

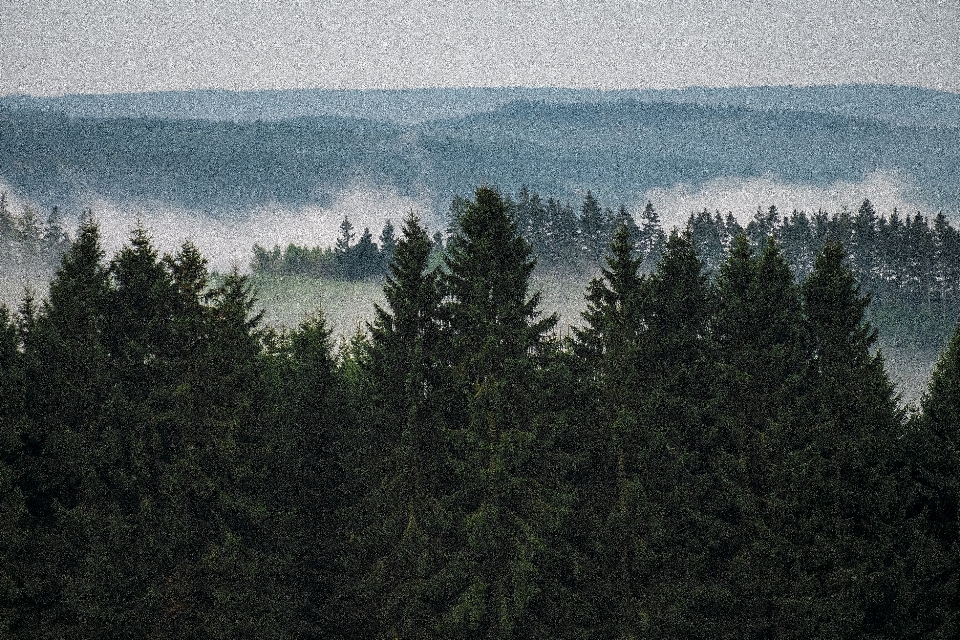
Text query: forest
5 86 960 216
2 185 960 638
255 186 960 350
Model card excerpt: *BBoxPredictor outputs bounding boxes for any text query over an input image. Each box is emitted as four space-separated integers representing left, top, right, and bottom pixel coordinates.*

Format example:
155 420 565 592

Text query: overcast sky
2 0 958 96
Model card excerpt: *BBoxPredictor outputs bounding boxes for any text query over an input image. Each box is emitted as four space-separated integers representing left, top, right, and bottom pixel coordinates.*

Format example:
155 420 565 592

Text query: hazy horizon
4 1 956 96
6 81 960 101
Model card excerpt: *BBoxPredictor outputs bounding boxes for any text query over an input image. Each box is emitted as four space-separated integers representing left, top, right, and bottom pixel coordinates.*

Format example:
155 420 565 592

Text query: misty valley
3 86 960 638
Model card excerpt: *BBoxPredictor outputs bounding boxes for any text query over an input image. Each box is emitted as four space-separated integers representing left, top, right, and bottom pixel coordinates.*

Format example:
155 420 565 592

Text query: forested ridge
3 186 960 638
5 88 960 214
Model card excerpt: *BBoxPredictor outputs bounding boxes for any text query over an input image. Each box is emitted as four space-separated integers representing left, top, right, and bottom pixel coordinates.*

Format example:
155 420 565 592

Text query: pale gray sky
2 0 958 96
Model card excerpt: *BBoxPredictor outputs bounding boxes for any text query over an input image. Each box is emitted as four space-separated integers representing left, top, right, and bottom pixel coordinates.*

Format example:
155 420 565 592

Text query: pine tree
573 224 645 369
638 202 666 269
440 186 558 638
0 193 14 261
780 209 816 281
614 204 640 244
41 206 69 269
79 226 182 635
542 197 579 270
183 269 275 638
354 213 451 637
851 199 879 290
799 240 909 637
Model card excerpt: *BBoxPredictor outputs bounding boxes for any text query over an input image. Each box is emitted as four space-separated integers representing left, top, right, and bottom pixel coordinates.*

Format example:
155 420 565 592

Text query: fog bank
642 171 934 231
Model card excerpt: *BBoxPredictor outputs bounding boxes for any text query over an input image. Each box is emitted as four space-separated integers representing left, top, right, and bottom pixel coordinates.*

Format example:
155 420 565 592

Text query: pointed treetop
802 240 877 361
444 186 557 361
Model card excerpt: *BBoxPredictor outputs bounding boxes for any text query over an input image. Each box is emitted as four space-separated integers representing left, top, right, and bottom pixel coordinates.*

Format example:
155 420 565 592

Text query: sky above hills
3 0 958 96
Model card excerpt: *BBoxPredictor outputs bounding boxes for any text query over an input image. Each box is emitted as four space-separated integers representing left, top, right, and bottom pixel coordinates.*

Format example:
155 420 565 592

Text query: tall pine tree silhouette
357 213 451 638
572 222 648 636
440 186 558 638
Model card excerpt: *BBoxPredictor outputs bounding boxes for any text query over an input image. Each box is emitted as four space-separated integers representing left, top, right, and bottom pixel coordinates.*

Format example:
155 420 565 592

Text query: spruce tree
574 223 646 368
352 213 451 637
798 240 908 637
911 321 960 638
614 204 640 244
440 186 558 638
265 311 346 638
631 229 717 638
638 202 666 269
571 223 647 636
335 215 356 278
0 305 26 636
687 208 725 273
707 235 809 638
379 218 397 273
16 217 112 636
354 227 380 278
579 190 605 263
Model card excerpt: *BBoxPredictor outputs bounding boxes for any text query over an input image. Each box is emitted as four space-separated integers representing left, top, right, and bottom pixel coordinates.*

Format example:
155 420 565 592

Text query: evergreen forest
254 186 960 351
5 186 960 638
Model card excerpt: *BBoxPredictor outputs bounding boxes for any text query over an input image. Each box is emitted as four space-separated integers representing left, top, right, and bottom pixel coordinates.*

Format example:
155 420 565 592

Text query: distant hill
1 85 958 217
3 84 959 128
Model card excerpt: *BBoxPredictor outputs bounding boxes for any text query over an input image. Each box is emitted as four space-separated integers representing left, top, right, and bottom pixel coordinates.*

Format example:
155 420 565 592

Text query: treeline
252 217 402 279
252 188 960 345
688 200 960 346
0 193 71 270
251 215 448 280
3 186 960 638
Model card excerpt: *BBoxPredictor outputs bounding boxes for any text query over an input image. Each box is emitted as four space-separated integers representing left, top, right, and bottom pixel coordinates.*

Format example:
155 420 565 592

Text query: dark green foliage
908 317 960 637
7 224 299 638
705 235 811 637
0 305 26 636
263 312 345 638
13 217 112 636
7 186 960 639
439 186 560 638
352 213 450 638
570 223 648 635
629 230 717 637
574 223 646 368
790 240 907 637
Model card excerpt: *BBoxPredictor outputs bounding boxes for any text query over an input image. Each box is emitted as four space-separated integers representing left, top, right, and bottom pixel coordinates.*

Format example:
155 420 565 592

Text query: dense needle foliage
2 186 960 638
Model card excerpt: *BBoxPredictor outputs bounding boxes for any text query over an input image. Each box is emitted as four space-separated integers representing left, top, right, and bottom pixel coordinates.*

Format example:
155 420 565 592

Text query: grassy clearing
246 273 386 340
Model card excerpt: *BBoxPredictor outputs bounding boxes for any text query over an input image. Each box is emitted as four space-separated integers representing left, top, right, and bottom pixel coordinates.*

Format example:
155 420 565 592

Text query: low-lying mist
0 179 437 275
642 170 933 230
0 172 949 405
0 170 943 283
86 184 438 273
